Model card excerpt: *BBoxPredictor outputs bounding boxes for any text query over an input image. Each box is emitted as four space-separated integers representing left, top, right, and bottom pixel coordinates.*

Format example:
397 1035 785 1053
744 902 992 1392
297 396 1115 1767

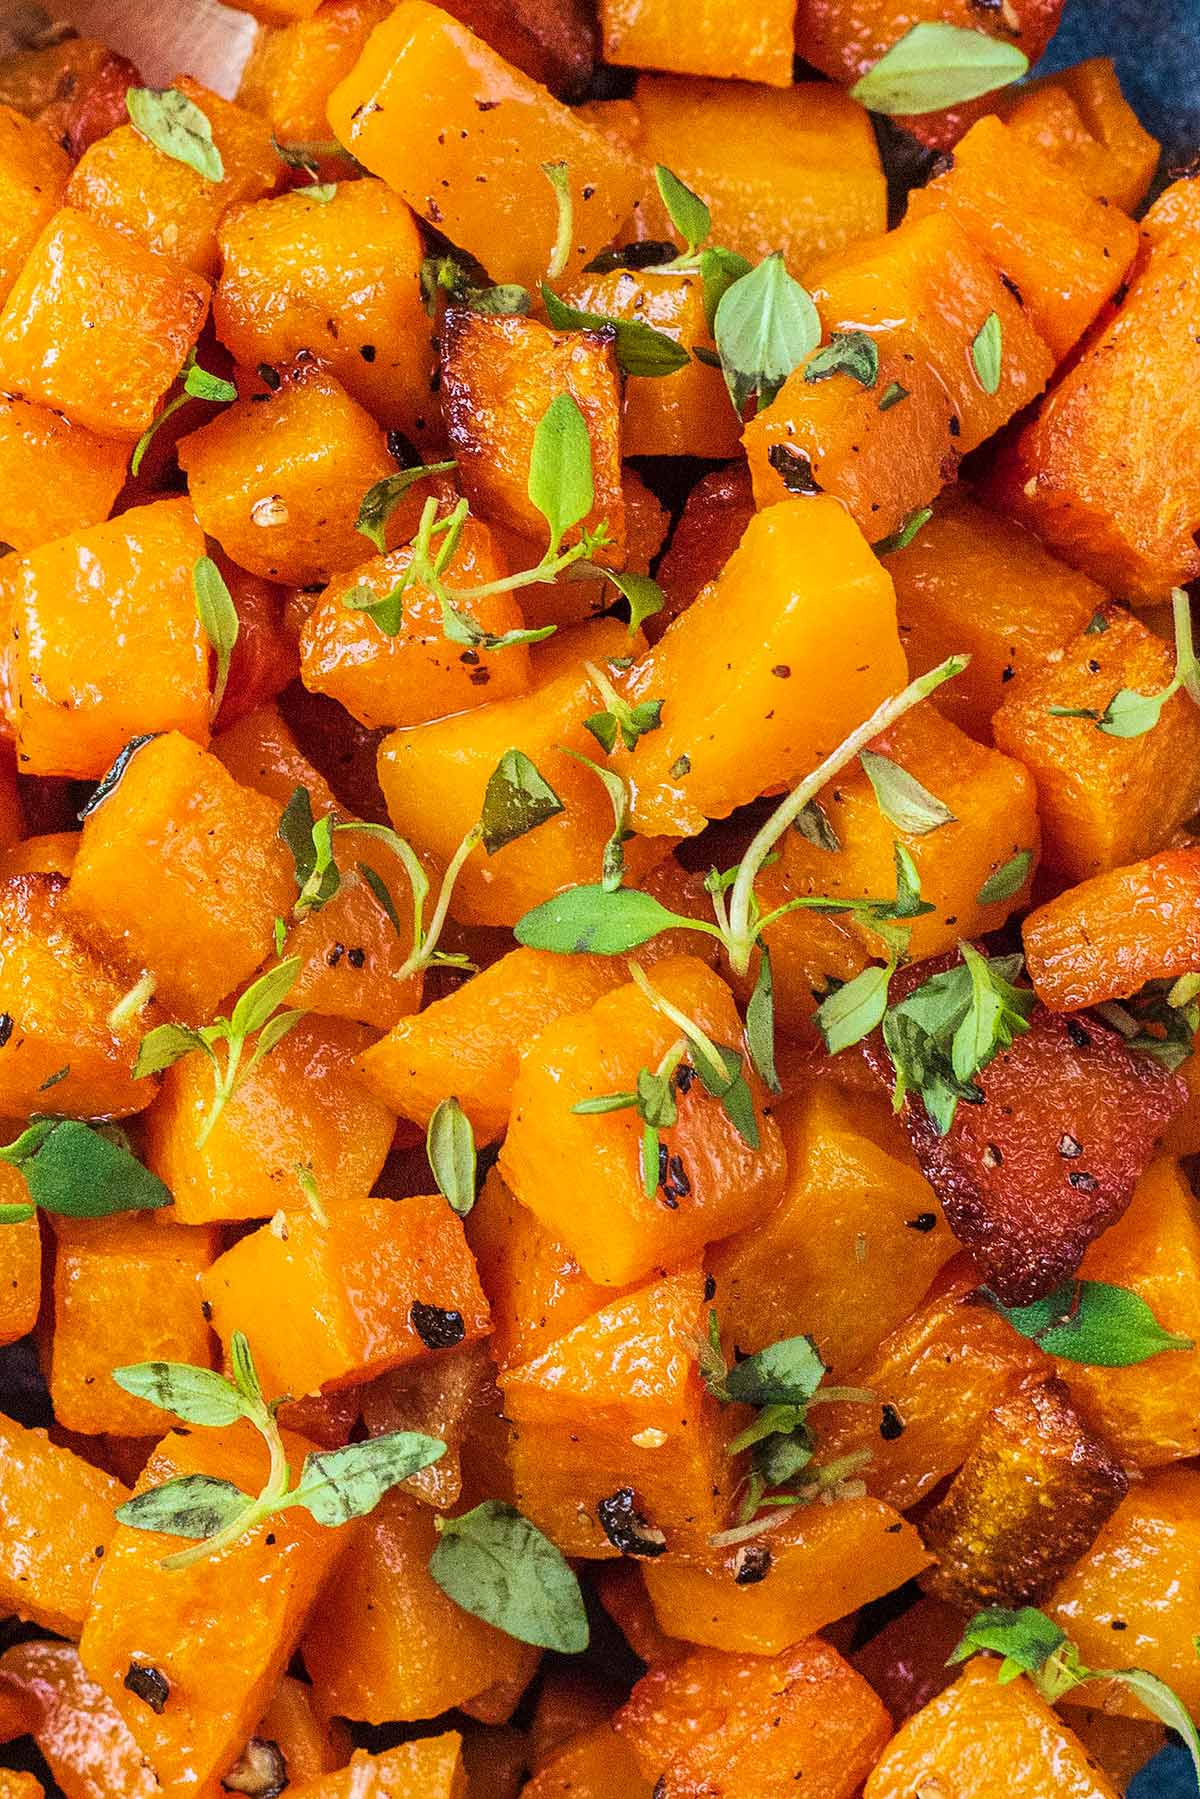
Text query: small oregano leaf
20 1122 172 1219
859 749 956 835
515 884 686 955
714 253 821 414
541 286 691 380
988 1280 1194 1367
526 393 594 554
971 311 1003 396
745 947 780 1094
480 750 564 855
193 556 239 718
293 1432 447 1525
948 1606 1067 1682
132 1022 206 1080
126 86 224 180
804 330 879 389
112 1360 246 1427
606 570 665 635
229 958 302 1039
355 463 456 552
817 963 893 1055
724 1334 826 1407
429 1499 589 1653
426 1097 477 1217
654 163 710 253
849 22 1029 115
976 850 1033 906
115 1474 252 1541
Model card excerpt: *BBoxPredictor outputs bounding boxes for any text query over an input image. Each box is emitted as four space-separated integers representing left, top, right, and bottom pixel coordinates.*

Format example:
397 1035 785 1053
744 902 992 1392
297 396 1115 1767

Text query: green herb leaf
793 799 841 853
429 1499 589 1652
558 747 630 892
542 286 691 380
948 1607 1068 1683
971 312 1003 395
426 1097 477 1217
817 963 893 1055
229 959 302 1040
882 947 1035 1134
849 22 1029 115
745 947 780 1094
471 284 533 315
193 555 239 719
440 600 555 652
1098 687 1171 738
698 245 753 333
480 750 564 855
654 163 711 254
228 1331 265 1415
126 86 224 180
725 1334 826 1407
355 463 456 553
976 851 1033 906
293 1432 447 1525
516 883 691 955
584 698 663 756
1109 1669 1200 1784
879 381 909 412
527 393 594 556
132 1023 207 1080
606 570 665 635
859 748 955 835
112 1360 246 1427
873 506 933 556
184 363 236 404
714 253 821 414
16 1121 172 1219
804 331 879 389
541 160 573 280
988 1280 1194 1367
115 1474 252 1541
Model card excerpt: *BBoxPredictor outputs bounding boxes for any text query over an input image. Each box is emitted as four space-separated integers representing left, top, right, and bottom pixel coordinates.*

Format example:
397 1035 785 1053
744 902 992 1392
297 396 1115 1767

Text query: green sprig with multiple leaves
130 349 237 476
113 1333 445 1571
0 1118 170 1226
1050 587 1200 739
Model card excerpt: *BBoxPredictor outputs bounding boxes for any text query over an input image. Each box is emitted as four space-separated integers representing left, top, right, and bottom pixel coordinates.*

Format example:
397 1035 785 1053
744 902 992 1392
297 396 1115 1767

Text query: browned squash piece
654 465 754 640
1024 846 1200 1011
359 1340 490 1511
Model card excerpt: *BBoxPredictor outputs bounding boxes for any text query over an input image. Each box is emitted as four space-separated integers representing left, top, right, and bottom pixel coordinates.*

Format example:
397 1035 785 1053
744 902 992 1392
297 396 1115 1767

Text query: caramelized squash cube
1024 846 1200 1010
997 57 1159 212
0 1187 39 1347
0 1640 156 1799
238 1 393 174
0 393 127 555
599 0 795 85
0 1414 125 1636
287 1736 469 1797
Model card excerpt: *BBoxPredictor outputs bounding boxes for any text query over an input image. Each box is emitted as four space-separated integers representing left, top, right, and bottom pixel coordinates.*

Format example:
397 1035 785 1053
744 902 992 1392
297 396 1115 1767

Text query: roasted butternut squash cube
288 1736 468 1797
612 498 907 838
65 732 296 1026
600 0 794 84
1059 1157 1200 1468
780 704 1039 961
500 956 785 1287
10 497 210 778
214 702 342 818
214 180 433 433
0 1413 125 1636
922 1378 1127 1610
0 1641 155 1799
204 1193 490 1395
79 1422 343 1796
747 215 1054 537
144 1017 394 1224
360 1340 489 1512
643 1495 929 1655
0 209 208 440
0 103 68 306
301 520 530 730
816 1261 1047 1512
328 3 643 293
866 994 1186 1307
441 309 624 561
501 1269 735 1557
522 1723 648 1799
1025 847 1200 1011
302 1488 538 1723
597 1563 687 1669
616 1639 891 1799
65 78 278 277
992 607 1200 880
0 1182 39 1346
284 866 425 1031
997 57 1159 212
376 617 671 928
905 117 1138 360
0 1773 42 1797
889 487 1105 741
987 235 1200 600
361 946 621 1141
746 853 872 1042
628 75 886 272
0 393 128 555
1050 1469 1200 1725
0 871 155 1119
529 1671 618 1770
863 1658 1120 1799
1141 173 1200 253
253 1675 348 1785
49 1214 216 1438
238 1 392 174
708 1084 951 1378
489 468 666 632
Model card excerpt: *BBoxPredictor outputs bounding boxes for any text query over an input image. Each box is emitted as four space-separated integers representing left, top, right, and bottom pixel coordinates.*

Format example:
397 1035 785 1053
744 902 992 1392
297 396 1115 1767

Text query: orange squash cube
79 1422 343 1796
0 103 68 306
992 607 1200 880
65 732 296 1026
597 1563 687 1669
0 1640 156 1799
500 956 785 1287
708 1084 951 1378
376 618 671 928
328 3 643 293
616 1639 891 1799
627 75 886 272
203 1193 490 1396
213 702 342 819
302 1488 538 1723
501 1269 736 1557
361 946 621 1141
282 862 425 1032
490 468 667 632
643 1495 930 1655
1050 1469 1200 1726
0 1413 126 1636
600 0 795 84
178 360 399 586
238 1 393 175
612 498 907 838
253 1675 348 1785
441 309 624 561
0 1185 39 1346
0 393 128 554
522 1723 649 1799
214 180 433 433
905 116 1138 360
0 1775 41 1798
65 77 278 277
288 1736 469 1797
888 487 1105 740
301 520 531 731
529 1671 618 1769
1025 846 1200 1011
144 1016 395 1225
863 1658 1120 1799
997 57 1159 213
10 497 210 778
0 871 155 1119
0 208 209 440
49 1214 216 1438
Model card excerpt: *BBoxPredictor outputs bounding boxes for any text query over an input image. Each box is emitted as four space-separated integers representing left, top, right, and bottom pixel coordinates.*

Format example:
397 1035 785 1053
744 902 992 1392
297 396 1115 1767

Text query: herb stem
396 825 482 982
627 963 730 1089
451 538 595 601
108 972 157 1032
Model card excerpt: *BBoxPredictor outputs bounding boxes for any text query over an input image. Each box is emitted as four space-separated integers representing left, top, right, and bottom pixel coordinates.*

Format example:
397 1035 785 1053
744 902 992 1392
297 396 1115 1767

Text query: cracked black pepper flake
410 1301 466 1350
982 1143 1004 1169
347 946 366 968
879 1403 905 1441
906 1212 938 1232
703 1271 716 1301
0 1014 13 1048
597 1487 668 1558
1068 1170 1099 1193
732 1542 772 1584
124 1662 169 1714
767 443 822 495
1067 1020 1092 1049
